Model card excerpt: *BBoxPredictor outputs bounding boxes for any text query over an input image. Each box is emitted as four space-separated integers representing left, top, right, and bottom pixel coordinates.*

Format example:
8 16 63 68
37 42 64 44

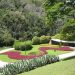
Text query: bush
3 38 15 46
52 34 61 39
1 55 59 75
40 35 51 44
32 36 40 45
46 36 51 43
0 38 4 47
13 41 33 51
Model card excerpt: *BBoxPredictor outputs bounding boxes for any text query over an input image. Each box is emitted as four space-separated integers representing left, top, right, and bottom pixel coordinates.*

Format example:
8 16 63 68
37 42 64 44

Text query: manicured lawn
19 58 75 75
20 45 41 55
47 50 71 55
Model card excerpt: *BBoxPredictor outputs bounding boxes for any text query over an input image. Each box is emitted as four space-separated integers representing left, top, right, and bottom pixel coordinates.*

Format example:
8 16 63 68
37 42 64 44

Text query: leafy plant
1 54 59 75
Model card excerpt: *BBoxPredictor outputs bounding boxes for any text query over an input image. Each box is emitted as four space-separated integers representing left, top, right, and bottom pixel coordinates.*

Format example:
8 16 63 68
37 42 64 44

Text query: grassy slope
19 58 75 75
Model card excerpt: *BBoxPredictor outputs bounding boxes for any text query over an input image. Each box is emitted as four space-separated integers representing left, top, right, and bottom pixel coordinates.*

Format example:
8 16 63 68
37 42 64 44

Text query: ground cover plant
0 54 59 75
19 58 75 75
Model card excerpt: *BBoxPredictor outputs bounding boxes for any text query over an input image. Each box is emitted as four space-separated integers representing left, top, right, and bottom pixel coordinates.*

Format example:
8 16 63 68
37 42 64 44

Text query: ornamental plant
1 55 59 75
13 41 33 51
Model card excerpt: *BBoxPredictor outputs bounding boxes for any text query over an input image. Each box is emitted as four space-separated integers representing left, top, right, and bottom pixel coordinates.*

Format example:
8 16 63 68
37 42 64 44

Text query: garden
0 36 73 62
0 36 74 75
0 0 75 75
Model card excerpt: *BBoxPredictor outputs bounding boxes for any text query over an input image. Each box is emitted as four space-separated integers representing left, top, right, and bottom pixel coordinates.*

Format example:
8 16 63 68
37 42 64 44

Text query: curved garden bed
2 46 73 60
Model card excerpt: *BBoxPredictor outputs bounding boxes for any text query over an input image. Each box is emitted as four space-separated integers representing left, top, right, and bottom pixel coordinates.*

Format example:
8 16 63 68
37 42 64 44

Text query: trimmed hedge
40 35 51 44
13 41 33 51
32 36 40 45
1 55 59 75
32 36 51 45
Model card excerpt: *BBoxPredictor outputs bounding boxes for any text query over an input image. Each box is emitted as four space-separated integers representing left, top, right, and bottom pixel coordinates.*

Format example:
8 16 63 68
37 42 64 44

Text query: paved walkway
58 51 75 60
0 48 14 54
0 48 14 68
0 61 8 68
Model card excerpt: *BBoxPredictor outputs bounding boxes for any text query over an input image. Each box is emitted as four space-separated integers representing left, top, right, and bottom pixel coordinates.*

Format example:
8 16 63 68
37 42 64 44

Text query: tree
44 0 64 35
0 24 14 47
60 19 75 41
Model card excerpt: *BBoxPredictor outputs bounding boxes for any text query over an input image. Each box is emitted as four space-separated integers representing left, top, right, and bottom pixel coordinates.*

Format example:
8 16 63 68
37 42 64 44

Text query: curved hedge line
32 36 51 45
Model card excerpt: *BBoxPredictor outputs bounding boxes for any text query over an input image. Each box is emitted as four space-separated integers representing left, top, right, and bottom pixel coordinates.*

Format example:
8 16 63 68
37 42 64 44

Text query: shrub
52 34 61 39
32 36 40 45
3 38 15 46
13 41 33 51
40 35 51 44
0 38 4 47
46 36 51 43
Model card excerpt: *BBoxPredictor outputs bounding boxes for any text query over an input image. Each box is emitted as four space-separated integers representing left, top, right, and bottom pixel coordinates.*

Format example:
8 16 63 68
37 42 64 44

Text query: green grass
20 45 41 55
19 58 75 75
47 50 71 55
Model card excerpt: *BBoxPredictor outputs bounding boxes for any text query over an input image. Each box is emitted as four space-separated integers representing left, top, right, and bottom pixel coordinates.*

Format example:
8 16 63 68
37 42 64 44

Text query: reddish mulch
2 46 73 60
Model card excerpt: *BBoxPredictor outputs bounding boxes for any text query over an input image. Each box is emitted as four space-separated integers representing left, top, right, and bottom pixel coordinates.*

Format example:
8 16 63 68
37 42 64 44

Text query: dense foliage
0 0 46 41
44 0 75 41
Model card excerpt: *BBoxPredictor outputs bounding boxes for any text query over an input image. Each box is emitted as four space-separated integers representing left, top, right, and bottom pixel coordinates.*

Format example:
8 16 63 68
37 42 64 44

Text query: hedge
13 41 33 51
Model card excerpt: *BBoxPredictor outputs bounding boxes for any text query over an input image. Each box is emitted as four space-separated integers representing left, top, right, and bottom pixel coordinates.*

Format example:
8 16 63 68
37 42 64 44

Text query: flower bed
2 46 73 60
2 51 45 60
39 46 73 51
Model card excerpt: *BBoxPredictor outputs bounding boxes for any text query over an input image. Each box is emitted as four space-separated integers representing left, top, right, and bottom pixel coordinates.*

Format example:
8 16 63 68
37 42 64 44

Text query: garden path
58 51 75 60
0 48 14 54
0 61 8 68
0 48 14 68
